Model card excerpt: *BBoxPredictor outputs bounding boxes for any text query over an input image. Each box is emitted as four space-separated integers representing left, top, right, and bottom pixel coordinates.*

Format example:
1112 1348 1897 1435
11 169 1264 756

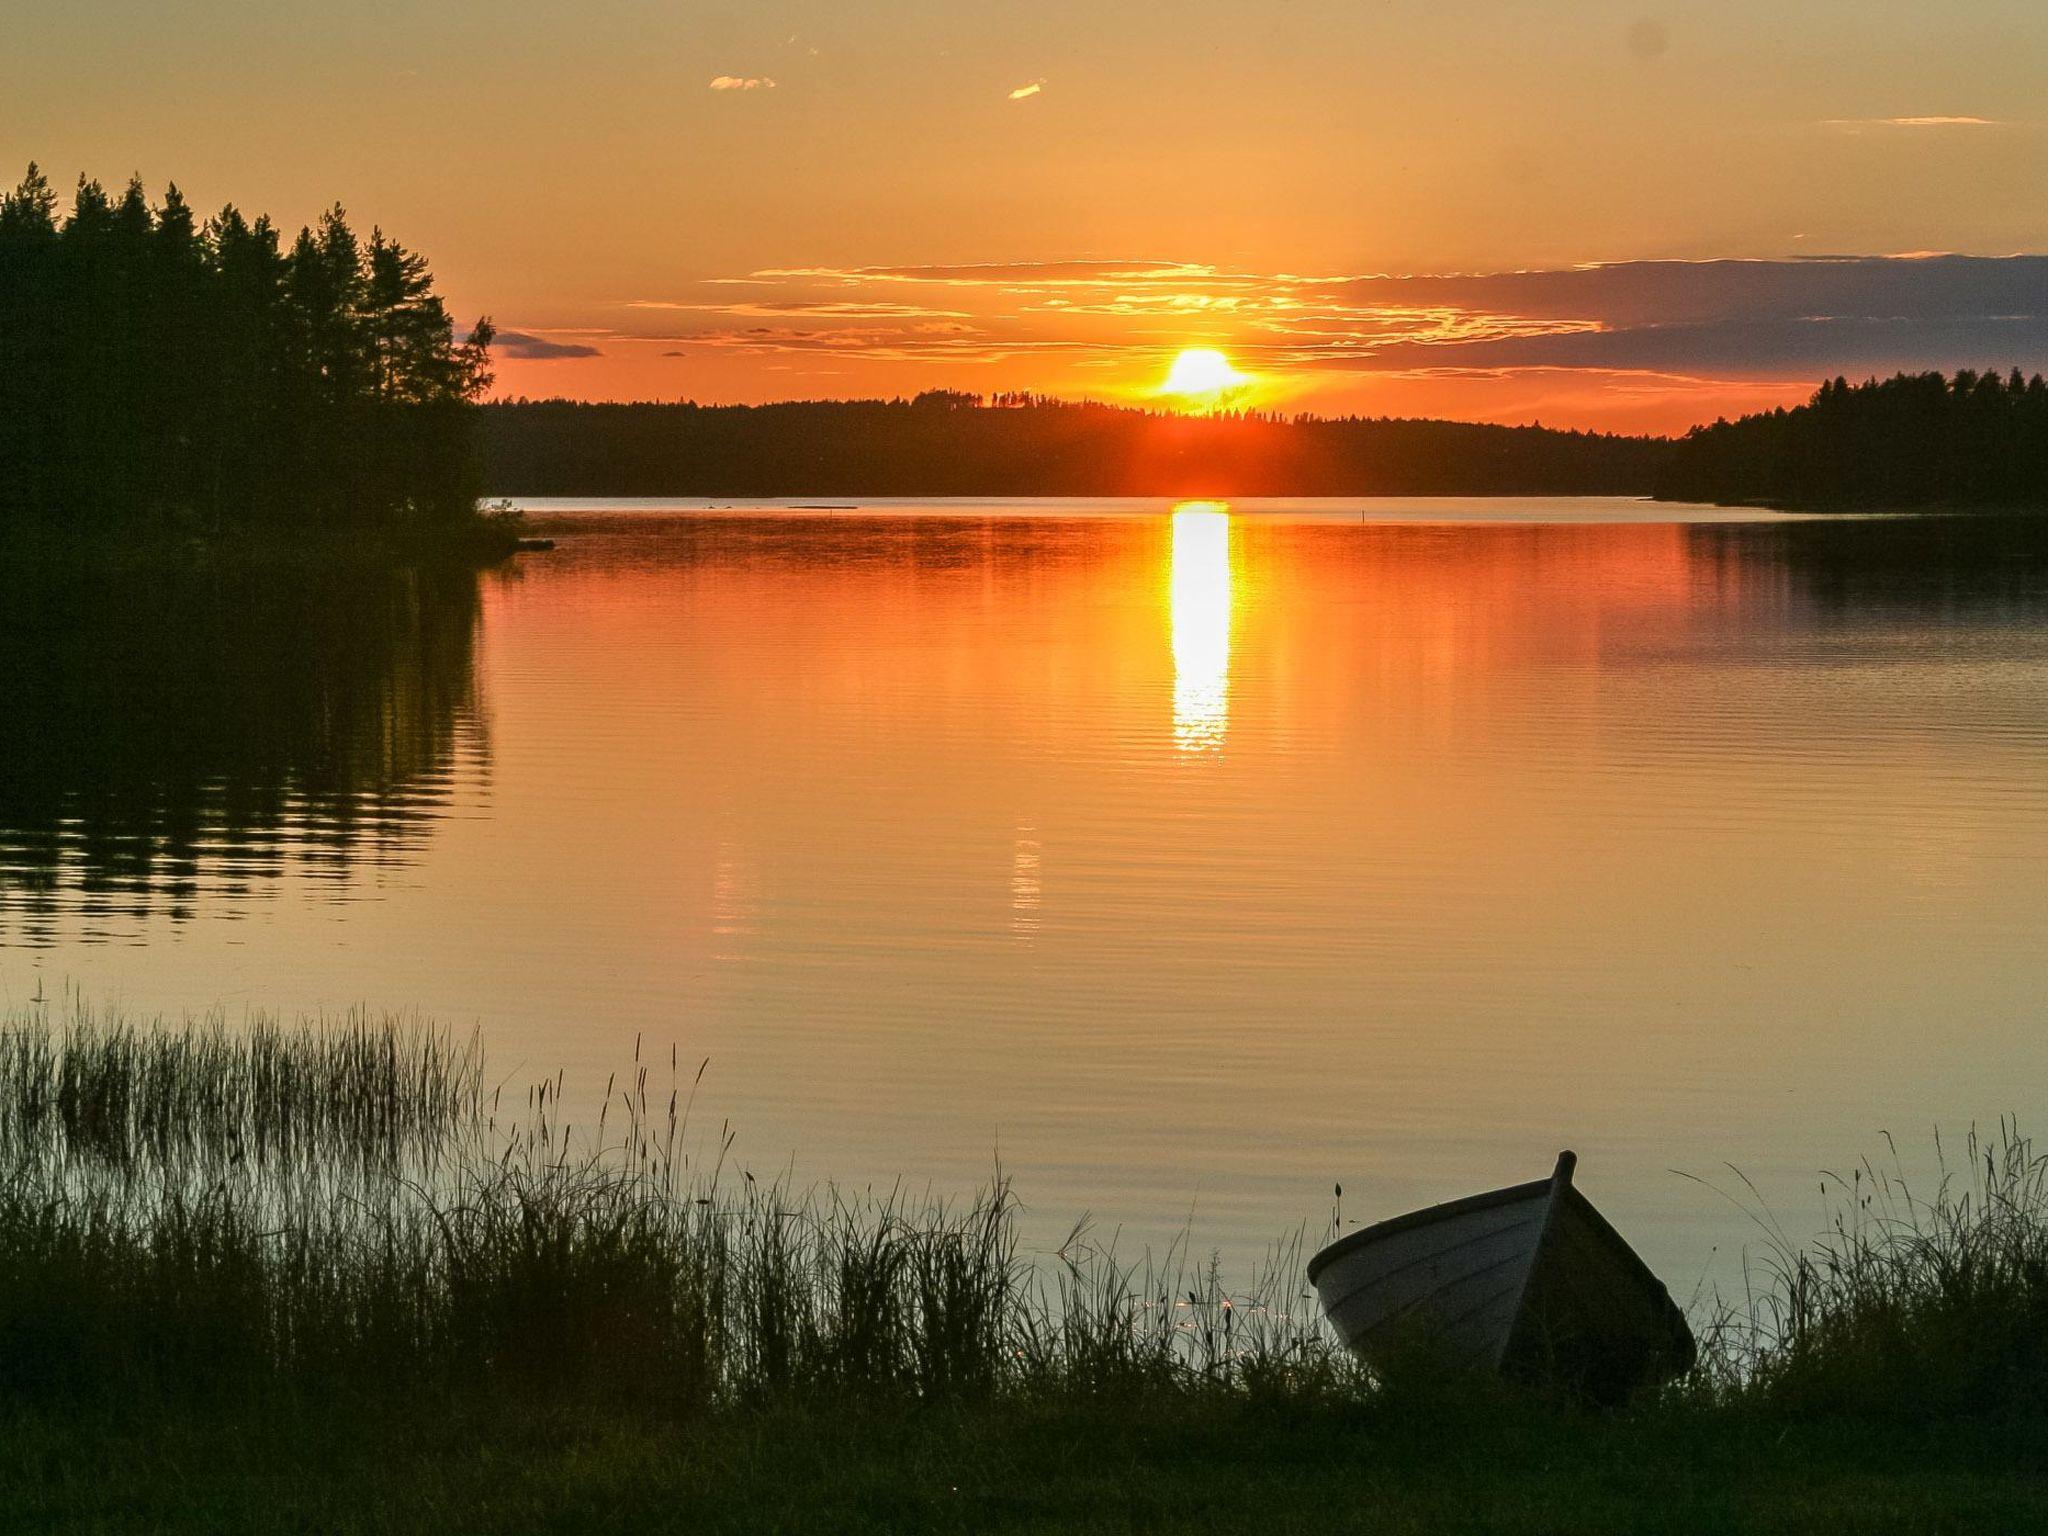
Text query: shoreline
0 507 535 571
3 1013 2045 1528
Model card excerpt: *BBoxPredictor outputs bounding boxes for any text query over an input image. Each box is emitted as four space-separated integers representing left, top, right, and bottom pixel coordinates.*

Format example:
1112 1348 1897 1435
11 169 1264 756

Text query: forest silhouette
0 164 494 532
479 393 1663 498
1657 370 2048 509
4 160 2043 515
482 375 2048 506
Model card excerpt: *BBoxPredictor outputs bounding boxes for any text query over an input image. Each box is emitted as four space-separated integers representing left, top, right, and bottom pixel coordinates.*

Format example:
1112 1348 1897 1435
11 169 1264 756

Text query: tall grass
1687 1121 2048 1417
0 1006 1338 1414
1 1003 2042 1421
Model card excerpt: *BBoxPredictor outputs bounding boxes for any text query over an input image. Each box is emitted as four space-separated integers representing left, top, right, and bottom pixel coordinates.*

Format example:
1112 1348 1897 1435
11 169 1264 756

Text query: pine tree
0 166 498 532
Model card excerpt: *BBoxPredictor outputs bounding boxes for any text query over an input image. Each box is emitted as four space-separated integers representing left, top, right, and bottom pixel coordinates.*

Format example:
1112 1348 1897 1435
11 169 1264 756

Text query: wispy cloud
630 299 972 320
1821 114 2003 131
638 254 2048 386
487 330 603 360
733 261 1247 289
654 323 1044 366
709 75 775 92
1007 80 1045 101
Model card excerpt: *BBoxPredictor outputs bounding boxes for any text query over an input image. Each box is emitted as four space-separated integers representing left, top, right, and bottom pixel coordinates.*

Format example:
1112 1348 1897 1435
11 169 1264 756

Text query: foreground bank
2 1009 2044 1531
7 1391 2043 1534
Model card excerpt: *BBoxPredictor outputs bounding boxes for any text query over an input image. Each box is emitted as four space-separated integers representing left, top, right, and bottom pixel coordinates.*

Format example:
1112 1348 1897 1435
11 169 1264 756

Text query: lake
5 498 2046 1293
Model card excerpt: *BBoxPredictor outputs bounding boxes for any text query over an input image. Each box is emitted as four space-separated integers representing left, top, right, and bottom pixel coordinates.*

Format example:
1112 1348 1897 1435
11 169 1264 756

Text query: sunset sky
13 1 2048 431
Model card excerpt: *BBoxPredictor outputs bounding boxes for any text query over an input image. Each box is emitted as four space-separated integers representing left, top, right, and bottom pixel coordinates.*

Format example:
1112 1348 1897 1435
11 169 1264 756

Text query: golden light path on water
1169 502 1233 752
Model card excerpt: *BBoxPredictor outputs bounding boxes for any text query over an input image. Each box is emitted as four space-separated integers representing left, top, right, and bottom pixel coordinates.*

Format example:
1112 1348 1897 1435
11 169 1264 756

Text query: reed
0 1004 1341 1414
0 1000 481 1173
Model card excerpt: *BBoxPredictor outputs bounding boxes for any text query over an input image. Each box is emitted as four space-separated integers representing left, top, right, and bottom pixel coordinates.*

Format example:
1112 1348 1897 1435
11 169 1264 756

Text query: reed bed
1 1003 2043 1424
0 1006 1338 1414
0 1002 480 1173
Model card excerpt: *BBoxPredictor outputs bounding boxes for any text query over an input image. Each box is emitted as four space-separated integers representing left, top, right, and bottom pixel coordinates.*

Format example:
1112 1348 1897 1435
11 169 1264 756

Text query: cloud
651 324 1088 365
632 253 2048 386
486 330 604 360
630 299 973 320
1007 80 1045 101
1821 115 2002 131
1325 254 2048 323
709 75 775 91
734 260 1237 288
1319 313 2048 376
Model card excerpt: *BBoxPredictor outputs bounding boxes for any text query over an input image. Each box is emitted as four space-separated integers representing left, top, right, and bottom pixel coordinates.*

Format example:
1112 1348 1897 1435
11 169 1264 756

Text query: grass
0 1004 2044 1532
7 1393 2045 1534
1685 1122 2048 1418
0 1005 1330 1415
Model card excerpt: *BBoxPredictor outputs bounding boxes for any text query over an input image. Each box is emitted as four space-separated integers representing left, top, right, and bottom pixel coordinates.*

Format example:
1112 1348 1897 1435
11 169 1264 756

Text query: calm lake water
5 498 2047 1290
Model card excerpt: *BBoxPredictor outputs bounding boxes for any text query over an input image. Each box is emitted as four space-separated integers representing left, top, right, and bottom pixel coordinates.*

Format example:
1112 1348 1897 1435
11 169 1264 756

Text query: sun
1158 347 1248 401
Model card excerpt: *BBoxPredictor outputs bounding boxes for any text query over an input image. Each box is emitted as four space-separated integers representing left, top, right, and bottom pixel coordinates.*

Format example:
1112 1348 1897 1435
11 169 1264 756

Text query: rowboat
1306 1152 1695 1402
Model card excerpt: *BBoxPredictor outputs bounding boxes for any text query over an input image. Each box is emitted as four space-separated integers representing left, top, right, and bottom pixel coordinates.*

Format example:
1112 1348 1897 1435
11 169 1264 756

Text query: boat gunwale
1305 1176 1552 1285
1323 1204 1547 1309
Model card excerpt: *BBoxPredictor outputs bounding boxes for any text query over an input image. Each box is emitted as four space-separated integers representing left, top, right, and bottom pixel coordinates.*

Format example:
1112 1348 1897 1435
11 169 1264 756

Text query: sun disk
1159 347 1247 399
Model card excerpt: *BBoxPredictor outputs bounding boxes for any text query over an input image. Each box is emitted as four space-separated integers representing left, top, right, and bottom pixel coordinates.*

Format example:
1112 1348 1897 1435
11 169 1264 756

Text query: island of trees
0 164 500 544
1656 369 2048 510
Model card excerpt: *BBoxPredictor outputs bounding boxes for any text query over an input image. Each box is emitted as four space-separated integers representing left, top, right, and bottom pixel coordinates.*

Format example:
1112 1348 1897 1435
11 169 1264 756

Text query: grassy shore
1 1007 2044 1532
7 1391 2044 1534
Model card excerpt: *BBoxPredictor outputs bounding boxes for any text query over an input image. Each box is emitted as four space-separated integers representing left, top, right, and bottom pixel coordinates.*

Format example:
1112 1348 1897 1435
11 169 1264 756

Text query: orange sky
12 1 2048 432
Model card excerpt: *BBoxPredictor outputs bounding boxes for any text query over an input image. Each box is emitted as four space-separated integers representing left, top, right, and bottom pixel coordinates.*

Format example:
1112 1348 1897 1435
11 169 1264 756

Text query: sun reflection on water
1169 502 1232 752
1010 822 1043 939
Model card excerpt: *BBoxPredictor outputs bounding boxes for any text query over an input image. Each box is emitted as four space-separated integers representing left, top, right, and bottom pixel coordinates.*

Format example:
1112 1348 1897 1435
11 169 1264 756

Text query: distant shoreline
476 394 1662 500
476 372 2048 513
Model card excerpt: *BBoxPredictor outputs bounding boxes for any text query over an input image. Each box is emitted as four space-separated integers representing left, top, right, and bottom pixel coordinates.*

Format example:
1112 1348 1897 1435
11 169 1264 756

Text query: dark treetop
1655 369 2048 510
0 164 495 534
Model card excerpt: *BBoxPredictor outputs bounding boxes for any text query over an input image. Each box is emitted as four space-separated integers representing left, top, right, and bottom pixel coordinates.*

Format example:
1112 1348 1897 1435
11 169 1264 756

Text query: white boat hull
1308 1153 1694 1401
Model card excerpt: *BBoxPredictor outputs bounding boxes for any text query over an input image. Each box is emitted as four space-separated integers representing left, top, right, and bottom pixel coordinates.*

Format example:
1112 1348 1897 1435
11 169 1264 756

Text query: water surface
6 498 2047 1287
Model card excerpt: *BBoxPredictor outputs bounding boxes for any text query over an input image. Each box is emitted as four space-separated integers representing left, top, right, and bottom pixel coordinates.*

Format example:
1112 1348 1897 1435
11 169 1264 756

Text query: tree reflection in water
0 558 487 940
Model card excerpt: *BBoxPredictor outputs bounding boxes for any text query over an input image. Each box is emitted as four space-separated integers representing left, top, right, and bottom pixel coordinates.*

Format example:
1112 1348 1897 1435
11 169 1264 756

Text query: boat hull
1308 1155 1694 1403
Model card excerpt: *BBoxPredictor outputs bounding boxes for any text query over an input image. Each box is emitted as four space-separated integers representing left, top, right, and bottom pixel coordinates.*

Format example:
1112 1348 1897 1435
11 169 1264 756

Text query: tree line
0 164 495 533
478 392 1666 498
1656 370 2048 509
5 164 2040 517
477 381 2048 504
